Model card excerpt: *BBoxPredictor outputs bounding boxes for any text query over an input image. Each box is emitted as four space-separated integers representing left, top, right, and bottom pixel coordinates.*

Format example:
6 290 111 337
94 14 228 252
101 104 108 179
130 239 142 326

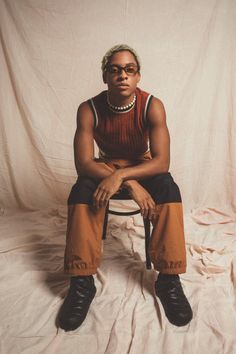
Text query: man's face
103 50 141 97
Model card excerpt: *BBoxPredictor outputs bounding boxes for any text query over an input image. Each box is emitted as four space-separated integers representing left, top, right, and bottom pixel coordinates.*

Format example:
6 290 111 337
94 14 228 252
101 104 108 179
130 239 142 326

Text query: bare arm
73 101 114 178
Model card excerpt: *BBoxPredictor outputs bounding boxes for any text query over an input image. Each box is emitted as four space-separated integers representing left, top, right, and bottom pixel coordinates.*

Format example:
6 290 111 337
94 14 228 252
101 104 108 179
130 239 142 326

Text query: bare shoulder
76 100 94 129
147 96 167 126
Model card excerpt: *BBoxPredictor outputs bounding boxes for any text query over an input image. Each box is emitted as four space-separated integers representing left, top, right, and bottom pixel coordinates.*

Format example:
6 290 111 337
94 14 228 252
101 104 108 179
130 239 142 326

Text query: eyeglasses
106 64 139 76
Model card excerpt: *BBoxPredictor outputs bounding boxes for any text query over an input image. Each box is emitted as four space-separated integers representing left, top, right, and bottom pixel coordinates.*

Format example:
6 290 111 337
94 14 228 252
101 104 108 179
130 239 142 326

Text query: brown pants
64 166 187 276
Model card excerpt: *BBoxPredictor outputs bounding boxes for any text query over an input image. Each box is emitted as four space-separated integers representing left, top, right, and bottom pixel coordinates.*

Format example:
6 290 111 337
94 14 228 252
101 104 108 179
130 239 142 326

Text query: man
58 44 193 331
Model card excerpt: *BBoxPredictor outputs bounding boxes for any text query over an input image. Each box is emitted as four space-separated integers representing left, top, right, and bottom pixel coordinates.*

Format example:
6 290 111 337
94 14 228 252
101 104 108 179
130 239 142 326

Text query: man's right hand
123 180 157 221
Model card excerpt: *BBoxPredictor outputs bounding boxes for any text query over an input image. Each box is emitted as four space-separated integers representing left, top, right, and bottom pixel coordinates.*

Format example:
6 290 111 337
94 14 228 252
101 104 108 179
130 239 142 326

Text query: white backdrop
1 2 236 354
1 0 235 211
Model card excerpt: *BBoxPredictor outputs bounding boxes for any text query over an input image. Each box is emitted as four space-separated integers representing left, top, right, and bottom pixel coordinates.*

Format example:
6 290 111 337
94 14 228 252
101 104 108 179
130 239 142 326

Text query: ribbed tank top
88 87 153 159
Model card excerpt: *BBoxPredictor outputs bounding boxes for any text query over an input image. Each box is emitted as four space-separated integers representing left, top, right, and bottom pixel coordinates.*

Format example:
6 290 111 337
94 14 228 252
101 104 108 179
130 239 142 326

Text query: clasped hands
93 170 157 221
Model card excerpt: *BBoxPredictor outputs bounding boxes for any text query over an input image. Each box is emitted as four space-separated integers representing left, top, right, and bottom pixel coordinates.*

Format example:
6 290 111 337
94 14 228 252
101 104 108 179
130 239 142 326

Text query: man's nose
118 68 128 80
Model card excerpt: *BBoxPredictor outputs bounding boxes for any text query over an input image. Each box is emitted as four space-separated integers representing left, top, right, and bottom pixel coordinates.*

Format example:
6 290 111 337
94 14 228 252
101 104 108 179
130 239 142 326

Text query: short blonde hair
101 44 141 73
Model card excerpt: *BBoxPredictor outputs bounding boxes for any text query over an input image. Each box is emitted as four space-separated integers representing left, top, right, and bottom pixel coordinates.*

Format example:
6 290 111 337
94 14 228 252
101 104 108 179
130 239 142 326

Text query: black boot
155 273 193 327
58 275 96 331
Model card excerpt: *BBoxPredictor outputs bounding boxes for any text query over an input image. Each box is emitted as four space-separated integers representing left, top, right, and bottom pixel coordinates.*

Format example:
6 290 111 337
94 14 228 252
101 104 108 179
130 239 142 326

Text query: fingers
140 198 156 220
93 175 122 209
148 199 157 221
140 201 148 219
93 187 110 209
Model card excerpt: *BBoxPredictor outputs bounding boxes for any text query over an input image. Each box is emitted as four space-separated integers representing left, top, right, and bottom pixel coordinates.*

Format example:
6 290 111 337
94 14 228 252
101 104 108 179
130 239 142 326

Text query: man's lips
116 83 129 87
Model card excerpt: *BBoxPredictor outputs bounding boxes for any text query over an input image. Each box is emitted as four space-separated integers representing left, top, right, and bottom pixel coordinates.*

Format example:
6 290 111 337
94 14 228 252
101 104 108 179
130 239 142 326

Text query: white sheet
1 206 236 354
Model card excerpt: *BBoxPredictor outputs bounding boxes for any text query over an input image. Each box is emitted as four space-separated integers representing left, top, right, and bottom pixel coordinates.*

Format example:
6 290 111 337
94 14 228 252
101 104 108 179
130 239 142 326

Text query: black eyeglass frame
105 64 140 76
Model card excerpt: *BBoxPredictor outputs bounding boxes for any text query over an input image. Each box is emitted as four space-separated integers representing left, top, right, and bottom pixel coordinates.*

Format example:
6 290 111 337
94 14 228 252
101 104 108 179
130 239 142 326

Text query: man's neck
107 92 135 107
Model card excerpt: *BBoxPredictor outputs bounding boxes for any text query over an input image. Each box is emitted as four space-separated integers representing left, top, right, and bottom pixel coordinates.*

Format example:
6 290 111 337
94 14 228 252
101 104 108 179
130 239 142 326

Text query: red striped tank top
88 87 153 159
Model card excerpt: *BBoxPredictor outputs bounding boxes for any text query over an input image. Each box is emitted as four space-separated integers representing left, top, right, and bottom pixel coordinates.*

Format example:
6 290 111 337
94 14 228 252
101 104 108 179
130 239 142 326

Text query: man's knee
67 176 99 205
144 172 182 204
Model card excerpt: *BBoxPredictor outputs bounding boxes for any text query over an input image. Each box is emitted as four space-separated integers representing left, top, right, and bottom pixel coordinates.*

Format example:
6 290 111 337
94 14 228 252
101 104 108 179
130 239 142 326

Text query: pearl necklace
107 93 136 113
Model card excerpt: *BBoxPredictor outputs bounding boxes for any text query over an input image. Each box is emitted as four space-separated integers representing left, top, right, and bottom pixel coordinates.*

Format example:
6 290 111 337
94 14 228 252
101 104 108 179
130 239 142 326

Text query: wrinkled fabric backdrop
1 1 236 354
1 0 235 212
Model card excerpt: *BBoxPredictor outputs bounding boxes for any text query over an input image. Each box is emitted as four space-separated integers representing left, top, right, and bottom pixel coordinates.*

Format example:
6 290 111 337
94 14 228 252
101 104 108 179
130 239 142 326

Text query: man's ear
103 72 107 84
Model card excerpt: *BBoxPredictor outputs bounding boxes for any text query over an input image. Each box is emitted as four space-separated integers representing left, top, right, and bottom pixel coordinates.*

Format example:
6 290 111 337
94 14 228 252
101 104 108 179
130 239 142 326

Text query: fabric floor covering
1 203 236 354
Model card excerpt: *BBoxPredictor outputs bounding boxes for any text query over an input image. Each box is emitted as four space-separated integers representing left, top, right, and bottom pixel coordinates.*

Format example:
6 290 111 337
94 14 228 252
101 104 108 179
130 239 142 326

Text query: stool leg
143 218 152 269
102 203 109 240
